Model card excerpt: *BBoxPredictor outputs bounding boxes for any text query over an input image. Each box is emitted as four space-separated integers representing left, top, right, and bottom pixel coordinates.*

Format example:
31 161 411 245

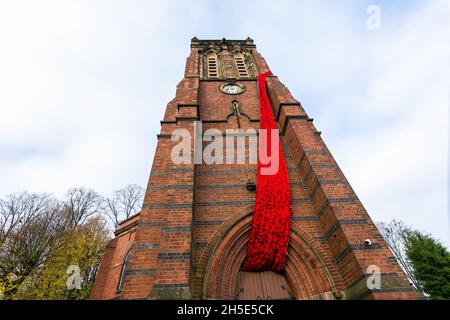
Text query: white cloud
0 0 174 196
324 1 450 245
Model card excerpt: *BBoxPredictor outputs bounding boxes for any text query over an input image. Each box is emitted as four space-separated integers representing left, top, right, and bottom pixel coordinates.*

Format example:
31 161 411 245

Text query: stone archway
202 213 338 300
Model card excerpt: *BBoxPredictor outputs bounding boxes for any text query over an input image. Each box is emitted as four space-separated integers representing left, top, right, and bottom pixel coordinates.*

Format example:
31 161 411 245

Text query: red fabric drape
242 71 291 272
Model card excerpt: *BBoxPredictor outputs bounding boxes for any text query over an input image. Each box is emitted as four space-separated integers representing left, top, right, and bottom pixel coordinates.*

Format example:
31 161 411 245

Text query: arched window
117 249 132 292
234 54 248 78
207 53 219 78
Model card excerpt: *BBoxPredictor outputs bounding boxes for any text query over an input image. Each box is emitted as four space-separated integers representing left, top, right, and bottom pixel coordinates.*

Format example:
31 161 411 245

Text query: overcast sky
0 0 448 246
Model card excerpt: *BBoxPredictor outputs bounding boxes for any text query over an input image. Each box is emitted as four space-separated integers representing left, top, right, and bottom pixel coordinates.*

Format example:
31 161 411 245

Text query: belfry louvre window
234 55 248 77
207 56 218 78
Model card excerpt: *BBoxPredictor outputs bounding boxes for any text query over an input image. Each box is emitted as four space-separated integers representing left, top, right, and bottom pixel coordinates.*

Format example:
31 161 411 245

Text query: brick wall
90 213 139 300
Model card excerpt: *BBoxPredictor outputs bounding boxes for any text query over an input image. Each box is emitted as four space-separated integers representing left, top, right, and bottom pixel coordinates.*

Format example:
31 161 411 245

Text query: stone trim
193 198 309 208
318 179 347 185
194 220 224 226
157 252 191 260
291 198 310 204
334 243 382 264
323 218 369 241
194 184 246 190
195 169 256 176
147 185 194 191
139 221 163 228
311 163 337 169
142 203 192 209
304 149 327 155
152 283 190 288
150 168 194 176
162 226 192 232
274 102 302 122
344 273 416 300
193 181 304 190
132 243 160 250
328 197 360 204
194 200 254 207
149 284 191 300
388 256 398 263
175 116 200 122
195 167 300 176
114 220 139 236
280 115 308 135
291 216 320 222
124 268 156 276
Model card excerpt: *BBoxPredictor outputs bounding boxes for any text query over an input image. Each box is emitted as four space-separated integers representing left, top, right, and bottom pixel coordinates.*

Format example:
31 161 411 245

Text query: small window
117 250 132 292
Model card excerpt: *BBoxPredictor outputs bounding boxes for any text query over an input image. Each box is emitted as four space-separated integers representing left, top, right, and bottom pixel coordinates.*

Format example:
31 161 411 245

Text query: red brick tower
90 38 418 300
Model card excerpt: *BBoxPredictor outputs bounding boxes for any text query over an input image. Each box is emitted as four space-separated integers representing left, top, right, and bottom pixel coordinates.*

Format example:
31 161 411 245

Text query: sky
0 0 449 246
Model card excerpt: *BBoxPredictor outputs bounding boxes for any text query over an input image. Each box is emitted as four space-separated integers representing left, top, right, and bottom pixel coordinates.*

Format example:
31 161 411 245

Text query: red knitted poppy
242 71 291 272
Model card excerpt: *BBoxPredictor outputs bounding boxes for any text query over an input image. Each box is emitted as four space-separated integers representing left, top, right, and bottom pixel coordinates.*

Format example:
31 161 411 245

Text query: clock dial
221 83 245 95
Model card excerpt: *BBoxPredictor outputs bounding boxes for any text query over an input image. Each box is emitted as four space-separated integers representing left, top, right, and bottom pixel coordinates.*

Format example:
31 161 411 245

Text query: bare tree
376 219 422 290
63 187 103 227
0 195 67 299
0 192 53 247
0 185 139 299
104 184 144 228
1 208 64 273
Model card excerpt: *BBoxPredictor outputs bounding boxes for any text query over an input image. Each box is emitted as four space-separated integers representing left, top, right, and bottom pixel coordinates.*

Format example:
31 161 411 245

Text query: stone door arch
202 213 338 300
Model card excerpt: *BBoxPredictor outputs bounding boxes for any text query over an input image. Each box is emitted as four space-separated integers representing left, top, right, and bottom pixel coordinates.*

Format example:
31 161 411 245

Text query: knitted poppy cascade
242 71 291 272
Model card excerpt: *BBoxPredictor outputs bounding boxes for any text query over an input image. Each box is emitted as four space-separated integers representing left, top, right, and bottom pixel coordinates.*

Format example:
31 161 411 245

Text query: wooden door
236 271 294 300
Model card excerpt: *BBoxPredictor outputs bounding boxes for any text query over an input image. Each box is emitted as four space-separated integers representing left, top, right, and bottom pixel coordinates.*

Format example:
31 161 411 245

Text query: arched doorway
202 213 337 300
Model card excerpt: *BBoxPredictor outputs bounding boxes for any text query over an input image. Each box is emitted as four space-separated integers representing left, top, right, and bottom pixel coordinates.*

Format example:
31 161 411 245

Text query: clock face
221 83 245 95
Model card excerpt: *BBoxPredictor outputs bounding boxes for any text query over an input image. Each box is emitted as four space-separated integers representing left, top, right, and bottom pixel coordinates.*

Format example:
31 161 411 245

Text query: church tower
90 38 418 300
